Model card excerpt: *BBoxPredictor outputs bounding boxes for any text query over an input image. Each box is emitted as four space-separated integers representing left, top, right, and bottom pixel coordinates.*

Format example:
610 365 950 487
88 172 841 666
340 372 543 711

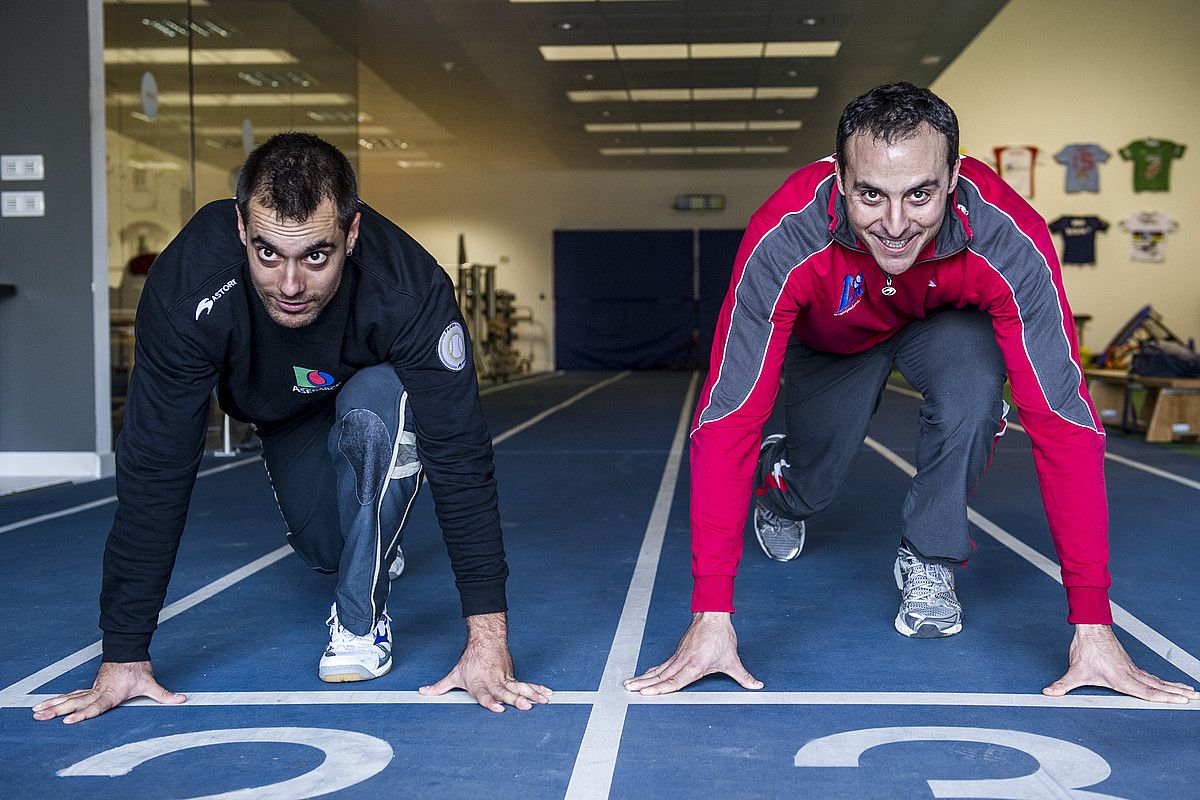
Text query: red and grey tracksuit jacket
690 154 1111 625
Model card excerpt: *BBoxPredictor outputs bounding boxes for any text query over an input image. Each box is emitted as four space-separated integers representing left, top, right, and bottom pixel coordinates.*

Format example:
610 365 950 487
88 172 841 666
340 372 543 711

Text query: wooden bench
1085 368 1200 442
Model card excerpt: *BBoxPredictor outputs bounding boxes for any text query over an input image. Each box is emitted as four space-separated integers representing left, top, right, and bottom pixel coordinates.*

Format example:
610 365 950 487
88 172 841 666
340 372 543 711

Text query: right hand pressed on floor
623 611 763 695
31 660 186 724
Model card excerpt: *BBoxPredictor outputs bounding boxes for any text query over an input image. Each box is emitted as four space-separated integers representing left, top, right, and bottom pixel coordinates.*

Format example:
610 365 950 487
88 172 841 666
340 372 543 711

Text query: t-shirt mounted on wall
993 145 1038 198
1119 138 1186 192
1119 212 1178 262
1048 216 1109 264
1053 144 1110 193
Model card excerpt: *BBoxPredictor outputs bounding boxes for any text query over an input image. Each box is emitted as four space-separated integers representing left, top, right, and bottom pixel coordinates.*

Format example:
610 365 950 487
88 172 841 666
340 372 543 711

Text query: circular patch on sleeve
438 322 468 371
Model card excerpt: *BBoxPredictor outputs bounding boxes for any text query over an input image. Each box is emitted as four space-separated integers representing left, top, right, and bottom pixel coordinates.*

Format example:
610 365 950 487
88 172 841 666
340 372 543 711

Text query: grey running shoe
754 505 806 561
387 547 405 581
754 434 805 561
893 544 962 638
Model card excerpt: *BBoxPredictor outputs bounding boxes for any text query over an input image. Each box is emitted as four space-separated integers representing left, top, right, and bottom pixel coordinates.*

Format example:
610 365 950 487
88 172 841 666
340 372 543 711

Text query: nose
882 201 907 238
279 262 305 298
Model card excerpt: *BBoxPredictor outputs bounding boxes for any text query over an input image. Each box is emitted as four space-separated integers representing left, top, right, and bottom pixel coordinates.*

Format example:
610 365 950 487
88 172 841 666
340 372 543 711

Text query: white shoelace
900 556 960 611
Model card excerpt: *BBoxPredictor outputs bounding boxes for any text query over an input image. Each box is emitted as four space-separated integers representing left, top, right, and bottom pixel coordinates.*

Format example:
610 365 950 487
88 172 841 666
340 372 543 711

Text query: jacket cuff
1065 586 1113 625
459 577 508 618
691 575 735 613
102 631 152 663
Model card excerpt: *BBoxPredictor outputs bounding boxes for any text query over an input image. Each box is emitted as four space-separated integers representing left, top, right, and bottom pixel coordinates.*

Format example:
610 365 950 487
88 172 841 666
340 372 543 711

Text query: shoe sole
894 612 962 638
893 558 961 638
319 655 392 682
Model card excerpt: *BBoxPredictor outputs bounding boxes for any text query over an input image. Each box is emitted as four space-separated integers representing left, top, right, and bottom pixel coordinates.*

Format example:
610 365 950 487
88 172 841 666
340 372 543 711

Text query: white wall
362 167 792 372
932 0 1200 352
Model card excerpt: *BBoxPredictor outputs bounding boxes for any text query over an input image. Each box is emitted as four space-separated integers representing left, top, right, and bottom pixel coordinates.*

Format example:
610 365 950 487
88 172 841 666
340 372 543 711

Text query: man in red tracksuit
625 83 1196 703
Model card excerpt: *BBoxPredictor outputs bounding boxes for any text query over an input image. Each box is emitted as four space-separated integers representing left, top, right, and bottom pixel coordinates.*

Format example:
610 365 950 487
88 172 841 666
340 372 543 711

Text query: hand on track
1044 624 1199 703
624 612 763 696
32 661 186 724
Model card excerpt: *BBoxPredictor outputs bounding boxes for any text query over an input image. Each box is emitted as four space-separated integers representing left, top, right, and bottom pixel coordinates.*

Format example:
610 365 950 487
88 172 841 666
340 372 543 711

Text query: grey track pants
755 308 1008 563
261 364 423 636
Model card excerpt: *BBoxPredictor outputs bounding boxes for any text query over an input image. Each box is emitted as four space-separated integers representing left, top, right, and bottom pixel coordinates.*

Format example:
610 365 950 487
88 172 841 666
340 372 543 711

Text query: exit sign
673 193 725 211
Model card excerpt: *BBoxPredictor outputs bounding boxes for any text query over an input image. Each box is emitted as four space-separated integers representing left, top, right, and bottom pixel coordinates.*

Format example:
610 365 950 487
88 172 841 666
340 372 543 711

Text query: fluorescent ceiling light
584 123 639 133
104 48 299 65
764 41 841 57
539 45 615 61
600 145 790 156
585 120 801 133
629 89 691 102
693 88 754 100
690 43 762 58
105 0 208 5
570 87 817 103
112 92 355 107
754 86 819 99
615 44 689 59
638 122 692 132
541 41 840 61
748 120 802 130
196 125 394 137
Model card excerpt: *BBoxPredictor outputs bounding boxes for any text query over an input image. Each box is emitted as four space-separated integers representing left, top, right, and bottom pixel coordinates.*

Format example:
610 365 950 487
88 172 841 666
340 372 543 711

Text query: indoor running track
0 370 1197 799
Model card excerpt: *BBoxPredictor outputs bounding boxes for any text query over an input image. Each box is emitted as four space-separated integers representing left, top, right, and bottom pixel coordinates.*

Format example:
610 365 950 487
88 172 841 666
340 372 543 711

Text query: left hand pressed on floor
1044 624 1199 703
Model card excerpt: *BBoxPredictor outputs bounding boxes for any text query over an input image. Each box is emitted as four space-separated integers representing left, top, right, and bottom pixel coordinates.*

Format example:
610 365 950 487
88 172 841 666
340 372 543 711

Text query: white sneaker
387 547 405 581
319 603 393 682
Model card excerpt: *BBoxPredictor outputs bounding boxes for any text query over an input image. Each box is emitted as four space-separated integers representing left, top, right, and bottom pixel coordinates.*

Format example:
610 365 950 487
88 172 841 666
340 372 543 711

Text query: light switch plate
1 191 45 217
1 155 45 181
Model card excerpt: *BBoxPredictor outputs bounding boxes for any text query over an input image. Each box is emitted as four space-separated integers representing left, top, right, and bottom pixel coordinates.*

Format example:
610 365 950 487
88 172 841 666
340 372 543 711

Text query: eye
257 247 278 262
862 190 881 203
305 251 329 266
910 190 931 203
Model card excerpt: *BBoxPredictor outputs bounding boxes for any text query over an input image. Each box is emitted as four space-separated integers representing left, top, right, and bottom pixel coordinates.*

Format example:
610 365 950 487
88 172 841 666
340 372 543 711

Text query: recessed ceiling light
583 72 595 80
568 86 818 103
786 69 798 78
920 54 942 65
540 40 840 61
801 17 820 26
554 21 575 31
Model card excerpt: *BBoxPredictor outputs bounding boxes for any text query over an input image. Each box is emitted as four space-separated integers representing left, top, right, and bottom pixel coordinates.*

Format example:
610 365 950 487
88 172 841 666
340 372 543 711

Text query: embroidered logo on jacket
194 278 238 320
835 273 865 316
292 366 340 394
438 322 467 371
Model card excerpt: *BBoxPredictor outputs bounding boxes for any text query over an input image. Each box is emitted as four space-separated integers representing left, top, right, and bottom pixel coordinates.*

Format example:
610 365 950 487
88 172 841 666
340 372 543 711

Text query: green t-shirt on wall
1119 138 1186 192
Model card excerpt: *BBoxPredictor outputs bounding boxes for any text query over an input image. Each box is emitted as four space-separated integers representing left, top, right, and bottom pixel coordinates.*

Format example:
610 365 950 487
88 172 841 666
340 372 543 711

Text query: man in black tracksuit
34 133 551 723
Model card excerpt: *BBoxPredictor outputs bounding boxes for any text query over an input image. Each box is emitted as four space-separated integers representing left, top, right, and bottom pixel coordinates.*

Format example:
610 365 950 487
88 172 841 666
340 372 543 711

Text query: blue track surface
1 371 1197 799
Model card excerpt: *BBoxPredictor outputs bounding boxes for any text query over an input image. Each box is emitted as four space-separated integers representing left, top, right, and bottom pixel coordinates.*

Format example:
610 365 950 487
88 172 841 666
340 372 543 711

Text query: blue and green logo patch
292 366 339 393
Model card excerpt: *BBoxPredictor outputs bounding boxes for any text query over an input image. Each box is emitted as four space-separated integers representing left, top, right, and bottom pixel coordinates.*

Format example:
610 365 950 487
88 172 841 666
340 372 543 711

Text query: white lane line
564 371 700 800
0 457 259 536
1 372 633 701
492 371 631 446
884 383 1200 492
479 370 564 396
0 545 294 701
864 435 1200 684
9 689 1196 711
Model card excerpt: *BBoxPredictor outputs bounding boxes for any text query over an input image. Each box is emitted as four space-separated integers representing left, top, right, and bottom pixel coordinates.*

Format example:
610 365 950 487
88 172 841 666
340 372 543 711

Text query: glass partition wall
103 0 358 447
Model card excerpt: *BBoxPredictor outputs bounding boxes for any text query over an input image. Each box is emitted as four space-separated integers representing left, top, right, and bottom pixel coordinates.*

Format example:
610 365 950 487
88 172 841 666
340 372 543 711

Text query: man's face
237 196 360 328
835 123 959 276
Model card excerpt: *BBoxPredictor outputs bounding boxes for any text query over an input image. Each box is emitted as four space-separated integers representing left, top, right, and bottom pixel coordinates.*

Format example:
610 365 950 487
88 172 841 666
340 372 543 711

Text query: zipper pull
882 274 896 297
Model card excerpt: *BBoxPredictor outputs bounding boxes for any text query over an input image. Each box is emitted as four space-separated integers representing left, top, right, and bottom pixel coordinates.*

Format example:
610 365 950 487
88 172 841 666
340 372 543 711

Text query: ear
345 211 362 254
834 160 846 196
947 155 961 195
235 204 247 247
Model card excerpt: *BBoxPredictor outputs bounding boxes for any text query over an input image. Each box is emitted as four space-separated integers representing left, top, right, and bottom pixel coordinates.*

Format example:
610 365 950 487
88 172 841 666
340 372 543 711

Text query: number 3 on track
795 726 1124 799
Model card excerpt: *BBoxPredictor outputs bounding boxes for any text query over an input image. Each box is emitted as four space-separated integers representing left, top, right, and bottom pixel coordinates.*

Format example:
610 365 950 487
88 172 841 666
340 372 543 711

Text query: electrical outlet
1 191 45 217
1 155 45 181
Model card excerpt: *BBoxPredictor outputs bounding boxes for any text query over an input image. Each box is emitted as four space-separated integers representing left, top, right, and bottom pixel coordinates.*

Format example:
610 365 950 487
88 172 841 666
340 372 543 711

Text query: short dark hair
236 132 358 233
835 82 959 172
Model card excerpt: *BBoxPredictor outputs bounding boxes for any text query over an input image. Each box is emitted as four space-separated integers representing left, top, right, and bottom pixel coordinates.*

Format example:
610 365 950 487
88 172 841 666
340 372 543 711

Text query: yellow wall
932 0 1199 350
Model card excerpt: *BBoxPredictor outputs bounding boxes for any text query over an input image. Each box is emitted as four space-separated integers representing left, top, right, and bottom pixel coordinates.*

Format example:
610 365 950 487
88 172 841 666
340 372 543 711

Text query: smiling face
237 195 360 328
835 123 959 276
